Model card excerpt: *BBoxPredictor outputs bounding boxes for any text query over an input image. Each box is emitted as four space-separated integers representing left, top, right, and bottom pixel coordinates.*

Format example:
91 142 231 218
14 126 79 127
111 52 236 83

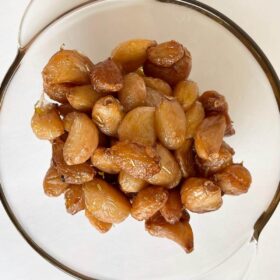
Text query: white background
0 0 279 279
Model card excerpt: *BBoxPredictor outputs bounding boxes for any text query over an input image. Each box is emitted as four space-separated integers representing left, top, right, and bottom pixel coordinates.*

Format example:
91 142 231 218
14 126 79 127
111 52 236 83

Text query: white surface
0 0 279 279
2 0 280 279
19 0 90 47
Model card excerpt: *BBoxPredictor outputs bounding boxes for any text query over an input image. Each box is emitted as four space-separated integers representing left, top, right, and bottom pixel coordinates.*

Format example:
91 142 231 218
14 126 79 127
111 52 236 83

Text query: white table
0 0 279 279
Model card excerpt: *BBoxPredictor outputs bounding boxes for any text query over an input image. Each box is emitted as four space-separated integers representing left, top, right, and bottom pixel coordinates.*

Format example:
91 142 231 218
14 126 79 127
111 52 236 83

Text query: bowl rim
0 0 279 279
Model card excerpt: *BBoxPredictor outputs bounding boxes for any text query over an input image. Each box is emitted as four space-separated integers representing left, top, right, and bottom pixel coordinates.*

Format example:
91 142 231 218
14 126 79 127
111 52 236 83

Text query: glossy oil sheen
0 0 280 279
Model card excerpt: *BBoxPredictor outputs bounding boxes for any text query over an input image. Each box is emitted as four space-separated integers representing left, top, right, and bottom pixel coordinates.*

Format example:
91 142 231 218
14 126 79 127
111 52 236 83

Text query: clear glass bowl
0 0 280 279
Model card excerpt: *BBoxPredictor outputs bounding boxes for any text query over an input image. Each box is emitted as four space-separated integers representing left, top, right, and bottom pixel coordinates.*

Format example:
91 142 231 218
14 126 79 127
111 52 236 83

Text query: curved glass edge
0 181 94 280
158 0 280 243
18 0 99 50
158 0 280 110
0 0 279 279
199 238 257 280
17 0 33 49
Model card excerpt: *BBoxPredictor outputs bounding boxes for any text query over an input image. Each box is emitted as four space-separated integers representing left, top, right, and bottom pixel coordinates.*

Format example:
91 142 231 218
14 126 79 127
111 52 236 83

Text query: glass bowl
0 0 280 279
